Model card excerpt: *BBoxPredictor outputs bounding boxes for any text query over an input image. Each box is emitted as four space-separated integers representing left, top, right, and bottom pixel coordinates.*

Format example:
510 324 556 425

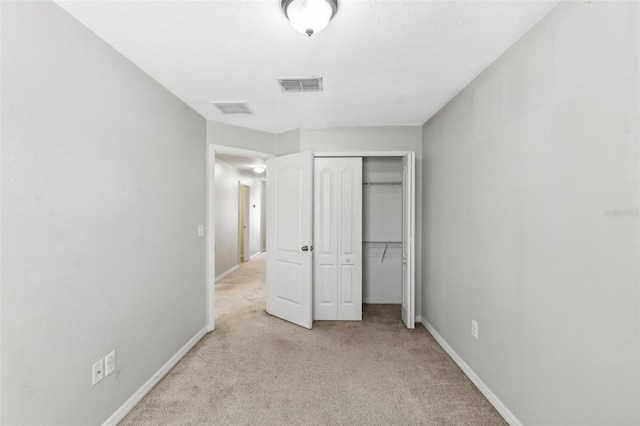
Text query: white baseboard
249 249 266 261
420 319 522 426
102 326 209 426
215 265 239 282
415 315 422 323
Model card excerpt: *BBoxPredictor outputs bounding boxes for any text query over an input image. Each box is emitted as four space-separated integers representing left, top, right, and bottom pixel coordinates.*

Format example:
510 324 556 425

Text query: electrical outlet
105 350 116 377
197 224 204 238
471 320 479 339
92 359 104 385
224 252 227 260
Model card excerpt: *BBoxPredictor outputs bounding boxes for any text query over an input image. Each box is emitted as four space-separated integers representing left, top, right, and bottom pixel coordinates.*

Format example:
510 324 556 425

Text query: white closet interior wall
363 157 403 304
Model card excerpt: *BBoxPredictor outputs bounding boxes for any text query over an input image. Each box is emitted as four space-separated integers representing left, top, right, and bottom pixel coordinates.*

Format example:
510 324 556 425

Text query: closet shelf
364 241 402 263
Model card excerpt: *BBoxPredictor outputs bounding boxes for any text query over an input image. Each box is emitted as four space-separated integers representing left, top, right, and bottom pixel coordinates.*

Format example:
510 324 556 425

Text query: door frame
314 151 416 328
206 145 274 332
238 182 250 263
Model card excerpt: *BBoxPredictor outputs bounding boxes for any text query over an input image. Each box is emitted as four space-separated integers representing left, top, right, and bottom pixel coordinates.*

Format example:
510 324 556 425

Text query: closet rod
363 241 402 244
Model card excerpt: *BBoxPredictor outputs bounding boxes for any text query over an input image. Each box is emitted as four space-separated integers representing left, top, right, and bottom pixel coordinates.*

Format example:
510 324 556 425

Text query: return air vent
210 102 253 114
278 77 323 92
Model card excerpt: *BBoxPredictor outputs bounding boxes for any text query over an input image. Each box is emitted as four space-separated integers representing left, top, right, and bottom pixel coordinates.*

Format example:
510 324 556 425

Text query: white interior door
266 151 314 329
401 152 415 329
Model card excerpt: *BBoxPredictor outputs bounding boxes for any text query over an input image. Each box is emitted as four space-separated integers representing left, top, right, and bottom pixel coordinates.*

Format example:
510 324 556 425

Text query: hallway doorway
238 183 250 264
207 145 274 331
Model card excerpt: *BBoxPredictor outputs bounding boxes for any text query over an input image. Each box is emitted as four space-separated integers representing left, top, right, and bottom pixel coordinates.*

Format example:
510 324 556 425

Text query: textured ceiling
56 0 558 134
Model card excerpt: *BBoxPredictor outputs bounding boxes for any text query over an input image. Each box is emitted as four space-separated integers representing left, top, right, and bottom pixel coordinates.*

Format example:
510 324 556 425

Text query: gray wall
277 128 301 156
207 121 278 155
301 126 422 154
421 2 639 424
214 160 266 279
1 2 207 424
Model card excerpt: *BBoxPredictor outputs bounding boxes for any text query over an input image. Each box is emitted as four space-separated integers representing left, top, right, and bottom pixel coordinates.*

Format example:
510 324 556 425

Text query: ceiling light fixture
253 167 266 174
281 0 338 37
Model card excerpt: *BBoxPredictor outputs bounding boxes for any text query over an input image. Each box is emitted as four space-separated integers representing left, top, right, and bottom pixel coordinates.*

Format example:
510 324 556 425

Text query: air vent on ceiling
278 77 323 92
210 102 254 114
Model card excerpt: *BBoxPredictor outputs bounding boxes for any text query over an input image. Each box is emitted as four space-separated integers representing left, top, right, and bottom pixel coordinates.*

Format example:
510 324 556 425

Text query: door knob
302 246 309 252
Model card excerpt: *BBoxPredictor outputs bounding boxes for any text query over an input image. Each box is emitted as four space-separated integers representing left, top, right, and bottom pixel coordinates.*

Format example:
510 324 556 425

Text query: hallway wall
214 160 266 279
1 2 207 424
421 2 639 424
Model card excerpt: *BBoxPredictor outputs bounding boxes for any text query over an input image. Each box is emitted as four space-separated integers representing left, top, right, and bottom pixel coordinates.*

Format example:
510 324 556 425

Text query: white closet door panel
340 167 355 255
340 265 355 304
401 152 415 329
313 158 338 320
337 158 362 321
319 166 334 255
313 157 362 321
315 262 337 320
319 265 334 303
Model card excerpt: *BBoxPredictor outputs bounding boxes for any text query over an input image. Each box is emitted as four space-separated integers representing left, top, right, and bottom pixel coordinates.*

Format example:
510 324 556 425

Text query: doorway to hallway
207 145 274 331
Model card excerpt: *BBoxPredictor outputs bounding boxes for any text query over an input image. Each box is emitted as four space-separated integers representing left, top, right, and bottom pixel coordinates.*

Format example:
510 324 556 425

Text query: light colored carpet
120 253 506 425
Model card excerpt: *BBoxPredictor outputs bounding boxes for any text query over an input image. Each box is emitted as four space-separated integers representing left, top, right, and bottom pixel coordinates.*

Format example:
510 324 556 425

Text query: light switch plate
105 350 116 377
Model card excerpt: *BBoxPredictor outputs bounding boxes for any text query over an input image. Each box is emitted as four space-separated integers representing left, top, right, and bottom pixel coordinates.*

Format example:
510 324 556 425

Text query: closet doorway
265 151 415 330
362 157 404 307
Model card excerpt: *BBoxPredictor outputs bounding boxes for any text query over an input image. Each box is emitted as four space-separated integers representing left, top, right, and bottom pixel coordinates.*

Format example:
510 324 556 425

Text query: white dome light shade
282 0 338 37
253 167 265 174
